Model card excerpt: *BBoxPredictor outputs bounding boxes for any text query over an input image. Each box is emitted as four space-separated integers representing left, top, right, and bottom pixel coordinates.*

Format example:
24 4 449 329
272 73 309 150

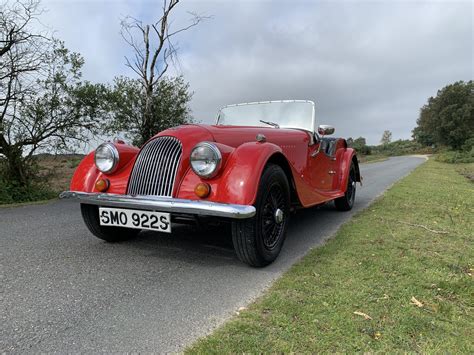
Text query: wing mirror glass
311 124 336 157
318 125 335 136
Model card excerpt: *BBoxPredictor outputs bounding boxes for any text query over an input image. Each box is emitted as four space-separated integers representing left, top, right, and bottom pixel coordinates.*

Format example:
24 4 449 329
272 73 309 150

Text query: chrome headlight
190 142 222 179
95 143 119 174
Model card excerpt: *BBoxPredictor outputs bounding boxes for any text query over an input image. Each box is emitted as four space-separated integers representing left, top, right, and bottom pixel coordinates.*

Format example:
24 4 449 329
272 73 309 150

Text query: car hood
156 124 311 148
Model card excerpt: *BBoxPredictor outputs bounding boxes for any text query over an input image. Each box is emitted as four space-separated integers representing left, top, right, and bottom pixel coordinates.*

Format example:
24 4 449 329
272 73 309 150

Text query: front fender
177 142 284 205
70 144 139 194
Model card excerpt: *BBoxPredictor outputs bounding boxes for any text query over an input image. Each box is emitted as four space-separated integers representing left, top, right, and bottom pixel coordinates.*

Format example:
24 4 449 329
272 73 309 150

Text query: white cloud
40 0 473 145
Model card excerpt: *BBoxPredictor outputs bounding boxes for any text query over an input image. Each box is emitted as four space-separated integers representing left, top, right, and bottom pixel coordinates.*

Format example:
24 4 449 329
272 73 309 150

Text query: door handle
328 170 336 175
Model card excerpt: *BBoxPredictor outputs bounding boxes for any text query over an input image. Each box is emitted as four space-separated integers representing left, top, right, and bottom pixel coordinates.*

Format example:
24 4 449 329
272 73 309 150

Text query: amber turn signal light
194 182 211 198
95 178 110 192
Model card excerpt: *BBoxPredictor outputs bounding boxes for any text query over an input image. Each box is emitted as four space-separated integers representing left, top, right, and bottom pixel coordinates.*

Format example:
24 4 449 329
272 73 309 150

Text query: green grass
187 159 474 353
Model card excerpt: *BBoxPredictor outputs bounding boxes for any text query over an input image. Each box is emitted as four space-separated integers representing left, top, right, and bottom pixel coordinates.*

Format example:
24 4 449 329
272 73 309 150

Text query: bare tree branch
118 0 209 143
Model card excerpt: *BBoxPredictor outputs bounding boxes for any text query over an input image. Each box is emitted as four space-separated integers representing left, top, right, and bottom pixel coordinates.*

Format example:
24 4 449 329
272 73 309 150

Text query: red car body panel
70 124 358 208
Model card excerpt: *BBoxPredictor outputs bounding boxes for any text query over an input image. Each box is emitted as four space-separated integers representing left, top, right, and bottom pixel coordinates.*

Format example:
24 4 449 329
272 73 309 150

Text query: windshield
216 101 315 132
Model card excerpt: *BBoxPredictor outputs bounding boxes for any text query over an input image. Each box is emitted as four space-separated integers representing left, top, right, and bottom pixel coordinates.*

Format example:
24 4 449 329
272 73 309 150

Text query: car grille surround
127 136 182 197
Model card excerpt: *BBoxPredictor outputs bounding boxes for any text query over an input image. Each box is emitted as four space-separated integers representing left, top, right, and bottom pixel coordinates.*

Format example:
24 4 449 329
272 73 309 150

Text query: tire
335 162 357 211
80 204 140 242
232 164 291 267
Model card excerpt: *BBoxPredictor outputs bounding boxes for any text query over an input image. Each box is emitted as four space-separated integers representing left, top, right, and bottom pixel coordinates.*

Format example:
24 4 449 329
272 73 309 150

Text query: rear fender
336 148 360 192
177 142 285 205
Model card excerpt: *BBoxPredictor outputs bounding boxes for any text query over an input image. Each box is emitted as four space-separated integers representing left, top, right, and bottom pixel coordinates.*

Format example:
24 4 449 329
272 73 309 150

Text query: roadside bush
435 138 474 164
0 162 57 204
435 149 474 164
461 137 474 153
0 178 57 204
370 139 434 157
0 177 57 205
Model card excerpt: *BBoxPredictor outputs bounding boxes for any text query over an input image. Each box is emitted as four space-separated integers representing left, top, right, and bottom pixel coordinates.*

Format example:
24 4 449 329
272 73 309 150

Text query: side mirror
318 124 335 136
311 125 336 157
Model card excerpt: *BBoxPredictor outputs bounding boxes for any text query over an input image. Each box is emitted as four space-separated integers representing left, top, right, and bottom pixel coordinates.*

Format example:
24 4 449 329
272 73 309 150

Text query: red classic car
61 100 361 267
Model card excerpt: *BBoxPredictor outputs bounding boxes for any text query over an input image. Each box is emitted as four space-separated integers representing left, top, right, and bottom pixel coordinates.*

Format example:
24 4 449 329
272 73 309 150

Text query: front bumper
59 191 256 219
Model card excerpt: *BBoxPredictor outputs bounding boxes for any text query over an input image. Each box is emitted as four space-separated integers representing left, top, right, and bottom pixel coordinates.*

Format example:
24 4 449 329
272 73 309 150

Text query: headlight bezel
190 142 223 179
94 142 120 174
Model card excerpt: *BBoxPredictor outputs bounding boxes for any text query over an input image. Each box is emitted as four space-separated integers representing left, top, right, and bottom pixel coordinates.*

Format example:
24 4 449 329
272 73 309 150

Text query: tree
118 0 206 145
107 75 192 146
1 0 49 165
347 137 371 155
0 0 104 186
353 137 367 148
380 130 392 145
413 81 473 150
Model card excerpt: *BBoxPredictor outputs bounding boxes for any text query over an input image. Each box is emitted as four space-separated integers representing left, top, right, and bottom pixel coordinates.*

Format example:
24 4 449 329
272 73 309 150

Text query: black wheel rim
346 168 356 204
260 183 287 250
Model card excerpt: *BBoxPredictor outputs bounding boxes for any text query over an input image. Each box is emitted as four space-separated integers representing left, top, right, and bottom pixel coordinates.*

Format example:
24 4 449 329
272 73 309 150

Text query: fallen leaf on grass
353 311 372 320
411 296 424 307
235 306 247 315
376 294 389 301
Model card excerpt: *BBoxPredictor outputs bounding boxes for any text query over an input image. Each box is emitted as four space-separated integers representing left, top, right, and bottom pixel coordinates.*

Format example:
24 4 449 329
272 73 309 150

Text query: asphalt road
0 156 426 353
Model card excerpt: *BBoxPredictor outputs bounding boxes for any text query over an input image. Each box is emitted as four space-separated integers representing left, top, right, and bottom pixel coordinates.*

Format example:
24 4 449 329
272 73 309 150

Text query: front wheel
232 164 291 267
335 162 357 211
80 204 140 242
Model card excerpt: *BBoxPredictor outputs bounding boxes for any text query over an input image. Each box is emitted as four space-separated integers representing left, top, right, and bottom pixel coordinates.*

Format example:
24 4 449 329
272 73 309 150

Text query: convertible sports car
61 100 361 267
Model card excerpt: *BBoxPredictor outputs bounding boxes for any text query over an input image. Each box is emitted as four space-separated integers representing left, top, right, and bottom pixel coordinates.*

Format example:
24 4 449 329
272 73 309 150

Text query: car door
308 137 336 191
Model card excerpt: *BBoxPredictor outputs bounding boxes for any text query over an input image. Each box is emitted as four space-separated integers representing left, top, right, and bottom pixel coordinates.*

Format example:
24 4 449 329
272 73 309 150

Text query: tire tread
232 164 290 267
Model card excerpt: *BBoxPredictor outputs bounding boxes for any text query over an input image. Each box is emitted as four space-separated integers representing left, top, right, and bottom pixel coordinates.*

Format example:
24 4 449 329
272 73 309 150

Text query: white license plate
99 207 171 233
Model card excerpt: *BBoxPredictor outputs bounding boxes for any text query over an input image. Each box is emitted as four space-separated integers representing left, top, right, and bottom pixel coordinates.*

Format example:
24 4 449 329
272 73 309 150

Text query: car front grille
127 136 182 197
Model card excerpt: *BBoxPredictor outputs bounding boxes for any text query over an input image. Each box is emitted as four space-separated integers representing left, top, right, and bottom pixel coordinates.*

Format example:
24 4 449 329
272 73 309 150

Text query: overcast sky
41 0 472 145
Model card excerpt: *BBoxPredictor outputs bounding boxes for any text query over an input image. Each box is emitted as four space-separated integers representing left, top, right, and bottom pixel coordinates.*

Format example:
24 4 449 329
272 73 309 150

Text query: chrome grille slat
169 149 182 195
132 137 157 195
165 141 181 196
160 143 178 194
131 137 155 195
135 139 154 195
127 136 182 197
164 144 181 196
156 138 174 196
144 138 167 195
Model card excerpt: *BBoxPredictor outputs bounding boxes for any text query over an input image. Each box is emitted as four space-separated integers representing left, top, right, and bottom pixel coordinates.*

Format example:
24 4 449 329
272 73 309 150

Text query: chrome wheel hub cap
274 208 284 224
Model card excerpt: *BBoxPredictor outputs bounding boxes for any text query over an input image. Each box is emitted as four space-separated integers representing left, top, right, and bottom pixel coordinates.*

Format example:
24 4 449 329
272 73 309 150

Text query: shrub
370 139 434 156
435 150 474 164
0 162 57 204
0 177 57 204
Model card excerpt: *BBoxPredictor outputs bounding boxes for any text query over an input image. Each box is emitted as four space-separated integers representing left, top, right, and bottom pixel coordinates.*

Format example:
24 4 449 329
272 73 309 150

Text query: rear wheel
335 162 357 211
232 164 290 267
80 204 140 242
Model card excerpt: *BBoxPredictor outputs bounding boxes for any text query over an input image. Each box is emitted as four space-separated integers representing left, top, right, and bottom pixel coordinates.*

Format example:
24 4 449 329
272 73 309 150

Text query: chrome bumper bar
59 191 256 219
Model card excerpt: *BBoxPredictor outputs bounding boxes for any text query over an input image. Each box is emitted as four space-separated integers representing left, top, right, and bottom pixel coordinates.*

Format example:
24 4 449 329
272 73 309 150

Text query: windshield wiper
259 120 280 128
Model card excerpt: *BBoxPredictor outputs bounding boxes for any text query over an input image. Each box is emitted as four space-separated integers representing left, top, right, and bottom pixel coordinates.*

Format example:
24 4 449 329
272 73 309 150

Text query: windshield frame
215 100 316 133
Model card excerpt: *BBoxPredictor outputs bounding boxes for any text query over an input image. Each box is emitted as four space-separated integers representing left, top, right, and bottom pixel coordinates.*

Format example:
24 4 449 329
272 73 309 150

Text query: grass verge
358 155 388 164
187 159 474 353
